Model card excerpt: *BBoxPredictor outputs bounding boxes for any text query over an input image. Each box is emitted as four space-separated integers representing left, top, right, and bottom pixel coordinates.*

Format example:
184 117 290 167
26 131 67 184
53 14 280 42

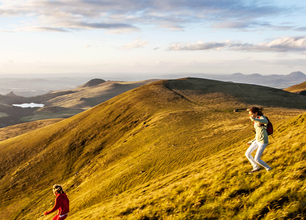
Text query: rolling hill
41 79 158 110
0 79 158 127
1 78 306 220
284 81 306 95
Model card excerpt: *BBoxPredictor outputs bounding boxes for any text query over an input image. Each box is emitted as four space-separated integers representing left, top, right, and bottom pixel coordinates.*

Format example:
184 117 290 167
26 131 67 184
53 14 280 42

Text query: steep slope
284 81 306 95
72 111 306 220
0 78 306 220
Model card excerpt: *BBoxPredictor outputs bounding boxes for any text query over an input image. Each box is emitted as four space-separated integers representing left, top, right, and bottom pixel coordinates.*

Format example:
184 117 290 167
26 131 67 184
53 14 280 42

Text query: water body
12 103 44 108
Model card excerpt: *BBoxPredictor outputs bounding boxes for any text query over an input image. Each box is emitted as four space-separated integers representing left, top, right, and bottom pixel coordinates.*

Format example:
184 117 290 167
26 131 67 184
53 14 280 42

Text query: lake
12 103 45 108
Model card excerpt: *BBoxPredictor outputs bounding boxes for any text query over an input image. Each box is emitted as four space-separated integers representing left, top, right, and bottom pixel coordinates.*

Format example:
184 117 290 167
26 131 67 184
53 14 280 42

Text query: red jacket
44 193 69 216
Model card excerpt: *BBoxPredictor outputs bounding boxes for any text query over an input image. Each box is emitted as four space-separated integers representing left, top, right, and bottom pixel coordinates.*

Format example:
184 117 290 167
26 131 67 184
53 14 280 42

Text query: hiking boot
248 168 261 174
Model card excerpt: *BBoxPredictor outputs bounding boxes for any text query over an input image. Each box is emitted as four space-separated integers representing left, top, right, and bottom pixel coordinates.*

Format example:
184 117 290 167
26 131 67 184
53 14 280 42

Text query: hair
53 184 64 194
249 106 263 116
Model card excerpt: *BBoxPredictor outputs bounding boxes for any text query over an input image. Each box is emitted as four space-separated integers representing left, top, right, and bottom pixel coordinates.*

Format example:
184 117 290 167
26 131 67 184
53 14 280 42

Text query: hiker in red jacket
44 184 70 220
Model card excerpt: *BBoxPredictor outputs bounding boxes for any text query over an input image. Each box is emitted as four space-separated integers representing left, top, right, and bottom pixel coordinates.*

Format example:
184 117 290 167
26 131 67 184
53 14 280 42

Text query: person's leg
245 141 260 170
59 215 68 220
53 214 67 220
52 215 60 220
254 142 271 170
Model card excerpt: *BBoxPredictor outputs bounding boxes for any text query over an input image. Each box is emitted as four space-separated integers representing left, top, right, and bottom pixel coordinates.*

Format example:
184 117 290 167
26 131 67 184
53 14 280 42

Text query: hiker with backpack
43 184 70 220
245 107 272 174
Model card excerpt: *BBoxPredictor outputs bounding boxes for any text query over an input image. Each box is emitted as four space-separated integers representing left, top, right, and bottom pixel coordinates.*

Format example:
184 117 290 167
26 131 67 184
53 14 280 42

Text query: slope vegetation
0 78 306 220
0 118 62 141
284 81 306 95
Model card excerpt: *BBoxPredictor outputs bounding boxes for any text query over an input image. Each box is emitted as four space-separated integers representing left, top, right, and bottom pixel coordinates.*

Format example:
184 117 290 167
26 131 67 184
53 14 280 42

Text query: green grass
0 78 306 220
0 112 9 118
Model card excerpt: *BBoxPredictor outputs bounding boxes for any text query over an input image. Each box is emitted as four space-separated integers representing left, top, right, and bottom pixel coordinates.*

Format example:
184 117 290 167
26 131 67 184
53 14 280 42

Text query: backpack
263 116 273 135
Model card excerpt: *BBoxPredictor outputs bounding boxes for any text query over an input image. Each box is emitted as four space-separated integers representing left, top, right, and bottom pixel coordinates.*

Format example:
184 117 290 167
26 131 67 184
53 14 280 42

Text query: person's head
53 184 64 195
248 106 263 117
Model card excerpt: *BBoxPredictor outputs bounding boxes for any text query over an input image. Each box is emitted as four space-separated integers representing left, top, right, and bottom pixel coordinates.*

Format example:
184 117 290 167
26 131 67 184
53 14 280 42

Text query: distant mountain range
0 71 306 97
202 71 306 89
0 76 92 97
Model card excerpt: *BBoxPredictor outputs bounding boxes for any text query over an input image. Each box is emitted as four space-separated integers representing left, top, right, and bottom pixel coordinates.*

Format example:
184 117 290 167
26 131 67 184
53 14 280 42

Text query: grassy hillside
0 118 62 141
284 81 306 94
0 78 306 220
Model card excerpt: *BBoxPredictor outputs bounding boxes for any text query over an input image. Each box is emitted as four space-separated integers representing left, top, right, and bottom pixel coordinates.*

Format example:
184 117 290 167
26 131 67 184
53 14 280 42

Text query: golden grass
0 78 306 219
284 81 306 93
0 119 63 141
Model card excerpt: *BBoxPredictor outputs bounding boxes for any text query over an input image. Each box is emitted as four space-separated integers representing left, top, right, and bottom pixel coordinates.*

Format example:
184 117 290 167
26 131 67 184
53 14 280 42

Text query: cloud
169 41 230 51
119 37 148 50
168 36 306 53
20 26 71 32
250 36 306 52
0 0 297 32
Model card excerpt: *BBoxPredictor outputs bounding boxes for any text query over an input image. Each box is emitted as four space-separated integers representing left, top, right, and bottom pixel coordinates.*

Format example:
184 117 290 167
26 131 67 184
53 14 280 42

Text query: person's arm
252 116 268 124
247 138 255 145
44 196 62 215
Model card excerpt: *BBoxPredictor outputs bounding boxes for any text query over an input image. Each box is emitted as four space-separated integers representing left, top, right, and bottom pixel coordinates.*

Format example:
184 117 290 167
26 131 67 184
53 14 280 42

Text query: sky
1 0 306 79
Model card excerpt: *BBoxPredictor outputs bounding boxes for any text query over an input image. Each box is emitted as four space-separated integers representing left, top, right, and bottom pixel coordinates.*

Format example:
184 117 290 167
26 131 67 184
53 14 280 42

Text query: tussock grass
0 78 306 219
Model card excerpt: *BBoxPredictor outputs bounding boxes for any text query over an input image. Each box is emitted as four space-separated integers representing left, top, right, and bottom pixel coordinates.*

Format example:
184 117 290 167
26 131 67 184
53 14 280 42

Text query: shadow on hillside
165 78 306 110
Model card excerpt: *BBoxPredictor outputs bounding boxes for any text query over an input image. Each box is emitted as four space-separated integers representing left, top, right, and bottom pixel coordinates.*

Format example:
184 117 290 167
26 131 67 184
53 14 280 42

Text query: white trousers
245 140 271 170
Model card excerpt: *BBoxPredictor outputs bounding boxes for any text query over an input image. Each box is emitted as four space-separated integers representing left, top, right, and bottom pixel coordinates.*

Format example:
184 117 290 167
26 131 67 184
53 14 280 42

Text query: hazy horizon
0 70 303 80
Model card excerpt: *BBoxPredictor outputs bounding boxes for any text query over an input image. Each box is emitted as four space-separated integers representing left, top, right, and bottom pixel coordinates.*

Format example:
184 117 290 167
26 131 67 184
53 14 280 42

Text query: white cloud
0 0 298 32
255 36 306 52
119 37 148 50
19 26 70 32
169 40 230 51
168 36 306 53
